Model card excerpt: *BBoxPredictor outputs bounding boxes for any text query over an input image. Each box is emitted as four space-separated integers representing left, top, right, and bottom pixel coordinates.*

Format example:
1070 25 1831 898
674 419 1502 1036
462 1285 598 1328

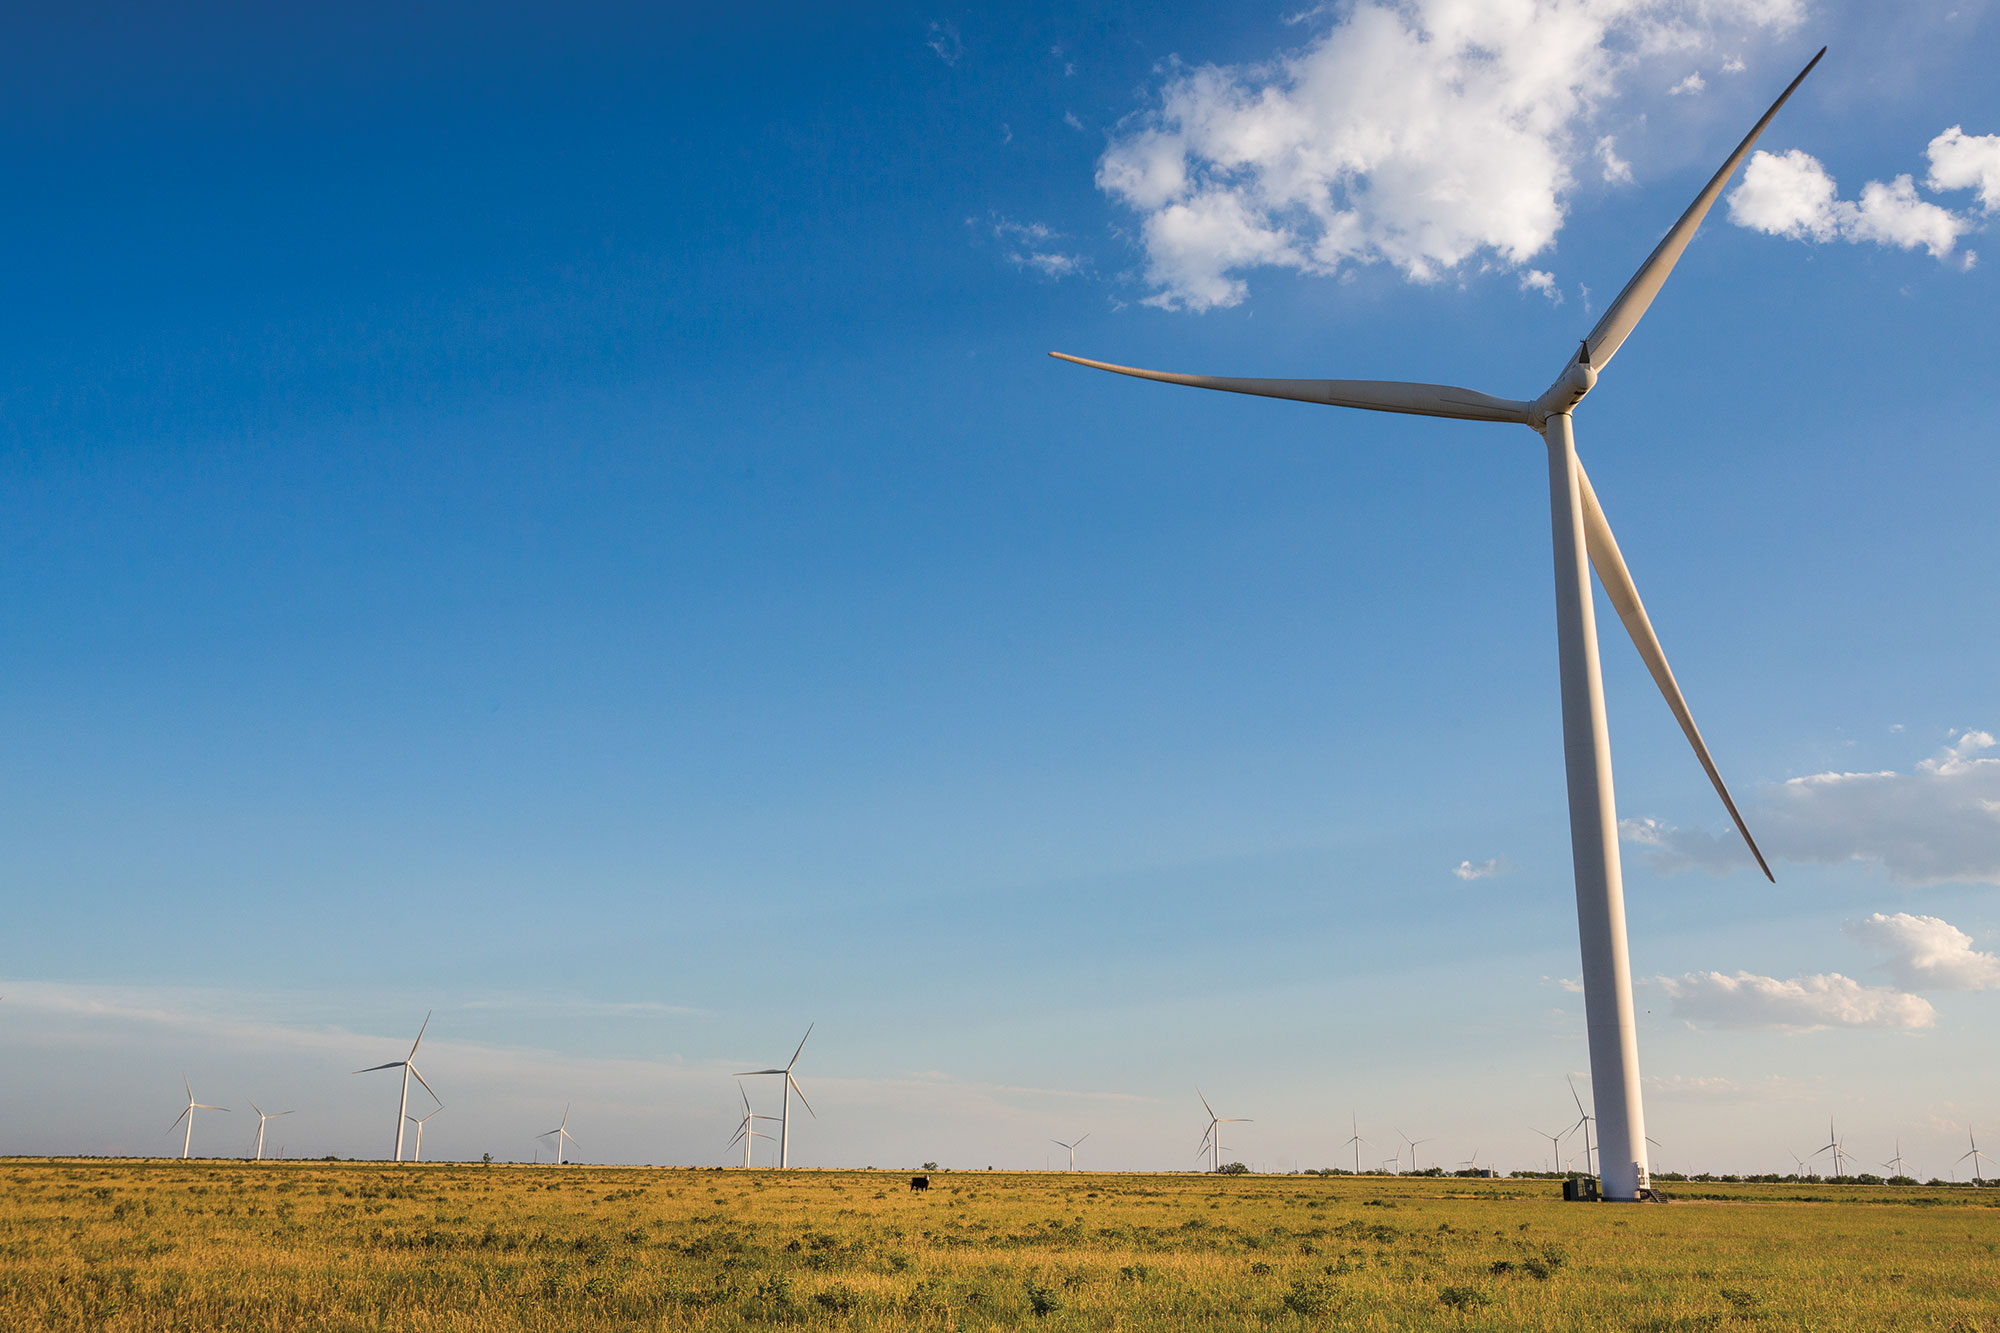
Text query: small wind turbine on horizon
354 1011 439 1163
737 1025 816 1169
167 1075 227 1160
1195 1089 1250 1174
538 1104 578 1165
1345 1112 1370 1176
1532 1126 1571 1175
1053 49 1829 1202
1882 1141 1912 1179
1960 1128 1991 1185
248 1102 293 1162
1811 1117 1850 1180
406 1106 443 1162
728 1082 779 1168
1566 1077 1597 1180
1051 1133 1090 1171
1397 1129 1436 1175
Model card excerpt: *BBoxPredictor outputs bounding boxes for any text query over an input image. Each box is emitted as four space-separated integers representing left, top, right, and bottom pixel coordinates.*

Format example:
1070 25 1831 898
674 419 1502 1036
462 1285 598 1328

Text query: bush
1283 1277 1339 1317
1025 1282 1063 1316
1438 1284 1491 1311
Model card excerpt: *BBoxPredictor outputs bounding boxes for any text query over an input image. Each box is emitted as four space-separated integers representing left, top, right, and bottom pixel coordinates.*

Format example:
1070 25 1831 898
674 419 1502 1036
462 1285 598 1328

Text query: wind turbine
1052 50 1826 1201
1787 1150 1810 1180
167 1075 227 1160
728 1082 779 1168
1960 1128 1991 1185
248 1102 293 1162
1532 1126 1571 1176
1397 1129 1436 1174
1345 1112 1370 1176
1566 1077 1597 1180
354 1011 439 1162
1051 1133 1090 1171
1810 1117 1848 1180
1195 1089 1250 1174
737 1025 816 1169
538 1104 578 1165
406 1106 443 1162
1882 1141 1911 1179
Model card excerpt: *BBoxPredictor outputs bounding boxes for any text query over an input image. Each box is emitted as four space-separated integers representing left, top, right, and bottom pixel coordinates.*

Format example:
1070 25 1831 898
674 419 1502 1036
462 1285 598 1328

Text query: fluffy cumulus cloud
1452 856 1512 880
1622 729 2000 886
1096 0 1803 310
1727 126 2000 266
1656 970 1936 1031
1843 912 2000 992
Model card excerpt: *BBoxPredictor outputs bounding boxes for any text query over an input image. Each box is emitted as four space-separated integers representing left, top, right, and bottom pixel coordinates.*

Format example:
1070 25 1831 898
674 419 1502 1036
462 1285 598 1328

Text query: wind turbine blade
409 1009 432 1058
1075 1133 1090 1147
273 1110 294 1118
787 1023 814 1071
1568 1076 1588 1118
1196 1088 1216 1119
184 1073 192 1100
249 1101 263 1118
737 1068 787 1076
1049 353 1533 425
1051 1139 1069 1149
167 1107 190 1132
354 1061 405 1074
789 1075 816 1118
739 1082 752 1114
407 1064 440 1104
1577 464 1774 881
1582 47 1826 371
196 1105 229 1112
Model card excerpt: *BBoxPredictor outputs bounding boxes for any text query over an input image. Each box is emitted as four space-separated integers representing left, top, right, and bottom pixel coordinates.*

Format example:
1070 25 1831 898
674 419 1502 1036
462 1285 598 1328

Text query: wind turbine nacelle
1530 360 1598 426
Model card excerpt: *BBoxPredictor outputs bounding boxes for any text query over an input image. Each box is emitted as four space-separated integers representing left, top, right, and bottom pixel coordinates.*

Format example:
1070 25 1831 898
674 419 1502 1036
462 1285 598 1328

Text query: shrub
1438 1284 1491 1310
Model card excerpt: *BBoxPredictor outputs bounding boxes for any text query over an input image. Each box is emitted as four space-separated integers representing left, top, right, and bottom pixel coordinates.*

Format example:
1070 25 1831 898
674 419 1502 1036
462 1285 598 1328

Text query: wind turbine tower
737 1025 816 1169
1053 51 1827 1200
729 1082 780 1168
407 1106 443 1162
1345 1112 1369 1176
249 1102 293 1162
538 1105 578 1165
354 1012 439 1162
1051 1133 1090 1171
168 1076 227 1160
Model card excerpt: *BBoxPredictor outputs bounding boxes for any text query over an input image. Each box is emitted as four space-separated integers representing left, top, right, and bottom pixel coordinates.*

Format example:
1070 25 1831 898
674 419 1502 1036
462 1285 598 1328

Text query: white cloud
1669 71 1707 95
1596 135 1635 184
1064 110 1085 131
1452 856 1513 880
1519 269 1563 304
1656 970 1935 1032
989 217 1089 280
1622 730 2000 886
1721 55 1746 73
1926 126 2000 212
1728 146 1975 263
1644 1072 1810 1101
926 20 963 66
1095 0 1801 310
1843 912 2000 992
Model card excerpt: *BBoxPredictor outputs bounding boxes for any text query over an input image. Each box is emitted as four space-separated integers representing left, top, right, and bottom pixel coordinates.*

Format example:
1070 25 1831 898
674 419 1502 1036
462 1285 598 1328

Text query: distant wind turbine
1397 1129 1436 1174
1810 1117 1849 1180
1882 1141 1911 1179
354 1011 439 1162
1566 1077 1597 1179
1195 1089 1250 1174
538 1104 578 1165
1532 1126 1571 1176
1960 1128 1991 1185
728 1082 779 1168
167 1075 227 1160
406 1106 443 1162
737 1025 816 1169
1345 1112 1370 1176
1051 1133 1090 1171
1053 49 1826 1200
248 1102 293 1162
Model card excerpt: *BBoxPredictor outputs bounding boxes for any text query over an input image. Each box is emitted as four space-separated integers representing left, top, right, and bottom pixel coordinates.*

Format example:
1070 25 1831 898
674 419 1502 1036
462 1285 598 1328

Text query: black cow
909 1175 930 1192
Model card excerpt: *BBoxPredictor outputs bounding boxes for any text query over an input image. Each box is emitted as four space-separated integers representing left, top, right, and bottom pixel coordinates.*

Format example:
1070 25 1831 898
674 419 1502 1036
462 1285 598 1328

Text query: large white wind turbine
1960 1128 1990 1185
248 1102 293 1162
538 1104 579 1165
737 1025 816 1169
1054 51 1825 1201
406 1106 443 1163
728 1082 780 1168
1051 1133 1090 1171
354 1011 439 1163
167 1075 227 1160
1345 1112 1369 1176
1195 1089 1250 1174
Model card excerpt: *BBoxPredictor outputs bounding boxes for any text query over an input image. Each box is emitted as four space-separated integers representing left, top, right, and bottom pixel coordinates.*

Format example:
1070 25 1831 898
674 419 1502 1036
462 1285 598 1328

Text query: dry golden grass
3 1159 1998 1330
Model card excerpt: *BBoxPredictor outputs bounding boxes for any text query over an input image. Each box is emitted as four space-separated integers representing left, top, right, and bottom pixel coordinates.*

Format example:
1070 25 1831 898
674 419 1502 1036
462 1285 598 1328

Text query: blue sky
3 0 1997 1176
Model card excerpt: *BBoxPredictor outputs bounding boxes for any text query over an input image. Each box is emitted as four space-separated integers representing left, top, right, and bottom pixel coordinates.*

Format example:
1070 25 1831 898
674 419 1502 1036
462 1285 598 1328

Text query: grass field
4 1160 1998 1331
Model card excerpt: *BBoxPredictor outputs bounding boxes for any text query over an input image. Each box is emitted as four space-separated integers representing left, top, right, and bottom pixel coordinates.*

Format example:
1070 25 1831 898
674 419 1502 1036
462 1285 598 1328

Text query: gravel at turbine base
3 1161 1998 1330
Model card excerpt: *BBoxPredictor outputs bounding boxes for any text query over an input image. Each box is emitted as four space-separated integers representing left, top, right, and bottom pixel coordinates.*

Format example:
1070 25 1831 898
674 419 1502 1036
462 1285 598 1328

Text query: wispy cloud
926 20 963 66
987 216 1090 280
1452 856 1514 880
1654 970 1936 1032
1622 729 2000 886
